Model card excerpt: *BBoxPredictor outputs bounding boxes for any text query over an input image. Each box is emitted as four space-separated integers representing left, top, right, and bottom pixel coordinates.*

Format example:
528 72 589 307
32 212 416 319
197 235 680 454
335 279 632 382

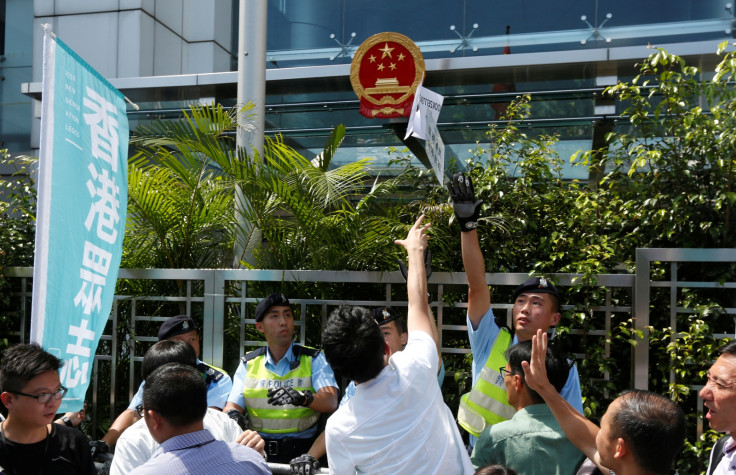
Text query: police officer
223 293 338 465
448 171 583 449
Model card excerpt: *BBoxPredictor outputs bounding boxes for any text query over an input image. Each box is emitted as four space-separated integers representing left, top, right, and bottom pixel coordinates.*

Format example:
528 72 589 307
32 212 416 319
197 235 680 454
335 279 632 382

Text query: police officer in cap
223 293 338 466
447 171 583 449
92 315 232 452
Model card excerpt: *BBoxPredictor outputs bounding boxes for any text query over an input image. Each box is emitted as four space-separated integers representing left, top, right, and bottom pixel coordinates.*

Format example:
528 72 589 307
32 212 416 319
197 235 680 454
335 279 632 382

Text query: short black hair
143 363 207 427
505 340 569 404
0 343 62 393
142 340 197 380
475 465 518 475
322 306 385 384
610 390 685 474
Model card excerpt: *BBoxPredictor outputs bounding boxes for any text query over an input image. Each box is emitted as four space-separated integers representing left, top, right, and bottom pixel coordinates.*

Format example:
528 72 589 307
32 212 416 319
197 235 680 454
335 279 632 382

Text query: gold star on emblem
377 63 385 71
389 62 397 71
397 52 405 61
368 54 376 63
379 43 394 59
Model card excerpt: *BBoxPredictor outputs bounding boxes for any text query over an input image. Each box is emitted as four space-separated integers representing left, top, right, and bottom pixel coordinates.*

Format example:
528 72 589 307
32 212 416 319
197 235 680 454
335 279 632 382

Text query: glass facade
259 0 733 67
0 0 33 157
9 1 734 178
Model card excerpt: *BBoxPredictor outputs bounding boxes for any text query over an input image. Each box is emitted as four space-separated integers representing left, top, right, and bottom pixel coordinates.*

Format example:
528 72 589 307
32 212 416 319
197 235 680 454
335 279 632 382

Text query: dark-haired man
524 329 686 475
223 293 338 464
471 341 584 473
0 343 95 474
322 215 473 474
110 341 263 474
702 341 736 474
129 363 269 474
98 315 232 451
448 171 583 447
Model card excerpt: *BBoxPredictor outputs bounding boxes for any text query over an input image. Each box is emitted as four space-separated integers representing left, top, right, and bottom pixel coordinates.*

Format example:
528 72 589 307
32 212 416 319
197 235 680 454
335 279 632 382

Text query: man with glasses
703 341 736 474
470 340 584 473
0 343 95 474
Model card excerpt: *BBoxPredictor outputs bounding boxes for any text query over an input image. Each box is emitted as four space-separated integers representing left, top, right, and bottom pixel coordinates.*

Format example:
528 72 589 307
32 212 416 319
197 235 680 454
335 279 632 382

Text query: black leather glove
226 409 250 431
447 172 483 231
88 440 110 460
398 248 432 282
267 387 314 407
290 453 320 474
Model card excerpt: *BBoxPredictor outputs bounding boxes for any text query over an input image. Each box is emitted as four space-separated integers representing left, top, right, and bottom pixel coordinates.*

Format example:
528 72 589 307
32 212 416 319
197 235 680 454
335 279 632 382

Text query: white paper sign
404 85 445 185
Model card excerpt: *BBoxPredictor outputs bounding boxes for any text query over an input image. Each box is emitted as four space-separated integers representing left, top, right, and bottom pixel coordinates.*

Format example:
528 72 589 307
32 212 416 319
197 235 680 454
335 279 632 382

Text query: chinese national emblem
350 32 425 119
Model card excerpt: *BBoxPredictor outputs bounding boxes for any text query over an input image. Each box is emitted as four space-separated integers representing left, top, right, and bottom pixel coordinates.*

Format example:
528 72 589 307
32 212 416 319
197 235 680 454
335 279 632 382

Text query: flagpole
234 0 267 266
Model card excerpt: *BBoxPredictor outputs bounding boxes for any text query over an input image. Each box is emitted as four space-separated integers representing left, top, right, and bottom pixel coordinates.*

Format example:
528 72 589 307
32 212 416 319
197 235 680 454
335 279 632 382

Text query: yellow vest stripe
243 349 319 434
458 328 514 436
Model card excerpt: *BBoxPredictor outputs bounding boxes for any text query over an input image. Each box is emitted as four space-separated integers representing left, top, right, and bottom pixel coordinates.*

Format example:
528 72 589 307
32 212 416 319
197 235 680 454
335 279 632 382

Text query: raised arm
394 215 433 340
448 172 490 328
522 329 609 472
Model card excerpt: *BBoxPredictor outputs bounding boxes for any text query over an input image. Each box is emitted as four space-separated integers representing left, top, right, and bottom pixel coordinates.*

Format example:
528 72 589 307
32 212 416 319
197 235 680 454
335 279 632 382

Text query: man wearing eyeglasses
0 343 95 474
448 172 583 449
702 341 736 475
470 341 585 474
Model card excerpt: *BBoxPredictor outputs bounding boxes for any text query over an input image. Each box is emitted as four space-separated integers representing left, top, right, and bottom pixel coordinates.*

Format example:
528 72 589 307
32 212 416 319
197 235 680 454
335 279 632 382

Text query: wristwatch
61 415 74 427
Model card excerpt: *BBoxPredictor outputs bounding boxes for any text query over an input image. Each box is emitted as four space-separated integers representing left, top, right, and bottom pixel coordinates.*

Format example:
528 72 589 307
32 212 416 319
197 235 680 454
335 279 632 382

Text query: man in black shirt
0 343 95 474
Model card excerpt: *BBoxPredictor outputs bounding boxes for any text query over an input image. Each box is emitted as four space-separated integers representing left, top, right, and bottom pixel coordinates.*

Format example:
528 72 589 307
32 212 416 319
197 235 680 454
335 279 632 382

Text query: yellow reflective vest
241 345 320 434
457 327 515 437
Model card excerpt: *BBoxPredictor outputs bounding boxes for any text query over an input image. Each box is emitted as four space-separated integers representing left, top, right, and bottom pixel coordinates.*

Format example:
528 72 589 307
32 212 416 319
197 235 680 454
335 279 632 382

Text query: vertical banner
405 85 445 185
32 27 128 412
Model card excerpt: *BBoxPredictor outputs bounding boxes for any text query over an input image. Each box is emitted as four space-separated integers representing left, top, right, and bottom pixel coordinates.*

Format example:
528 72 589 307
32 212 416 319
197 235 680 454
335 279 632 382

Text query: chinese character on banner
32 28 128 412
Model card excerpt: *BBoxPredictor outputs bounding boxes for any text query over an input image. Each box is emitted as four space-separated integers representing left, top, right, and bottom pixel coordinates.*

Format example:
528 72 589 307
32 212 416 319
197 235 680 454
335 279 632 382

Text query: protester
0 343 95 474
523 329 686 475
471 340 584 473
223 292 338 464
110 340 264 474
448 171 583 447
702 341 736 474
129 363 269 474
322 215 473 474
96 314 232 452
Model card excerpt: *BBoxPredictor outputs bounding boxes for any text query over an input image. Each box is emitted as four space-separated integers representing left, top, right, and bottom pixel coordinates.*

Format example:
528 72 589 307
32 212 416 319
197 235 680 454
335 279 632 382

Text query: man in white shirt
110 340 263 474
321 215 474 474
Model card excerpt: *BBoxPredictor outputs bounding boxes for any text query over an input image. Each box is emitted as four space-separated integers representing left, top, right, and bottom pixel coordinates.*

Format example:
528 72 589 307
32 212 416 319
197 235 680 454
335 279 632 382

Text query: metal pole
234 0 267 266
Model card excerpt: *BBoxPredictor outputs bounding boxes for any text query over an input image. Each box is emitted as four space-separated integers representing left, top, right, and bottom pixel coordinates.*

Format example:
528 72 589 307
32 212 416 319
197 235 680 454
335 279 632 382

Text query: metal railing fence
5 248 736 439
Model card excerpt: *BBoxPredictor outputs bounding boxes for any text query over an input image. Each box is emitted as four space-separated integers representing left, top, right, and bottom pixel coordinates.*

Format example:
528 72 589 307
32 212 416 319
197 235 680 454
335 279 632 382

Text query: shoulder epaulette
292 344 321 359
196 362 225 385
241 347 267 363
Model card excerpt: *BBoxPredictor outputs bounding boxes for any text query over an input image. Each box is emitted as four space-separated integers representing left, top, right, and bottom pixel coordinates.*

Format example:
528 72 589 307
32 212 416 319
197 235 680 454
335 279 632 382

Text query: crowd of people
0 172 733 474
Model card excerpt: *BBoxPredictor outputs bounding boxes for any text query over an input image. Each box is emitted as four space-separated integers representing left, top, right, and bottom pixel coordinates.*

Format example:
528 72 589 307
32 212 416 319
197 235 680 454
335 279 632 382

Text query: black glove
447 172 483 231
290 453 320 474
398 248 432 282
226 409 250 431
88 440 110 460
267 387 314 407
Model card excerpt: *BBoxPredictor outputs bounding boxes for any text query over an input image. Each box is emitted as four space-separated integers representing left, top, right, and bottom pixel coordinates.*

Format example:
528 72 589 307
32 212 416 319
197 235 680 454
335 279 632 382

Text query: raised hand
447 172 483 231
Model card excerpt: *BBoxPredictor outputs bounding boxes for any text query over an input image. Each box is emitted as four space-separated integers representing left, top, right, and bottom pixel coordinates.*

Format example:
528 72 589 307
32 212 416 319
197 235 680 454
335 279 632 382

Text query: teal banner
32 30 128 411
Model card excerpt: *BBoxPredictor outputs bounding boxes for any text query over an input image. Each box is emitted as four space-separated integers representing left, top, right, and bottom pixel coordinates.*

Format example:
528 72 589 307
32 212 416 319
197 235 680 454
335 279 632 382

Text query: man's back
325 332 473 474
471 403 585 474
111 408 242 474
129 429 268 475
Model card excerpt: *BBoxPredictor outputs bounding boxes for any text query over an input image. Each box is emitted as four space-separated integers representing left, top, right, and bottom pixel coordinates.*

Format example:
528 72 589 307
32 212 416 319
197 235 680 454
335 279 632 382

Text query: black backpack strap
290 345 321 371
196 362 225 385
708 435 731 475
241 347 267 364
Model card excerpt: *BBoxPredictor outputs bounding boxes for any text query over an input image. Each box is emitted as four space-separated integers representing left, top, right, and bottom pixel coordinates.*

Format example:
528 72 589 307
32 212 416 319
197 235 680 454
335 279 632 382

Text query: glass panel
262 0 733 67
